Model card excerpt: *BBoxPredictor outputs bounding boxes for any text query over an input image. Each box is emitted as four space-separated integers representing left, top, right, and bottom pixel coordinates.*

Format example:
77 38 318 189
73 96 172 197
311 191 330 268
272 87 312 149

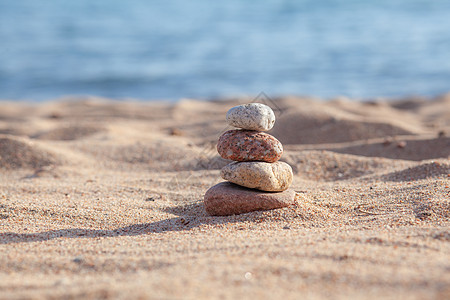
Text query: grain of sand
0 95 449 299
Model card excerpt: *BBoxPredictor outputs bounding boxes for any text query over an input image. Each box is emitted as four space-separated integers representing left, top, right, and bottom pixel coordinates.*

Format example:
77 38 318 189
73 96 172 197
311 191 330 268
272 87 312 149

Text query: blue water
1 0 450 101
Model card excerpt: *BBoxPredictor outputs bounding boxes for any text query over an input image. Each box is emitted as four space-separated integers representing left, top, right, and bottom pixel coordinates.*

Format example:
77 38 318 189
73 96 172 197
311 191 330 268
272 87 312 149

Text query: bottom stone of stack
204 182 296 216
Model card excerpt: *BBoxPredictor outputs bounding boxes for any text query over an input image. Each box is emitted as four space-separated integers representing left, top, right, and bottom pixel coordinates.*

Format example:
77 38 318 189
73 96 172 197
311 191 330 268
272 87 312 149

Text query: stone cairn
204 103 295 216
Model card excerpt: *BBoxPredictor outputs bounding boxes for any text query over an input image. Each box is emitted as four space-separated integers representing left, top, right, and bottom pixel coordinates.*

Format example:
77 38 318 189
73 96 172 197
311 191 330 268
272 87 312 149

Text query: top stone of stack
226 103 275 131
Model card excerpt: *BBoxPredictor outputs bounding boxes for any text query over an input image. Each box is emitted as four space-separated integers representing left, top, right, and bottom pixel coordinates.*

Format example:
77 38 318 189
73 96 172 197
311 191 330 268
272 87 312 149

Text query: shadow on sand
0 202 249 244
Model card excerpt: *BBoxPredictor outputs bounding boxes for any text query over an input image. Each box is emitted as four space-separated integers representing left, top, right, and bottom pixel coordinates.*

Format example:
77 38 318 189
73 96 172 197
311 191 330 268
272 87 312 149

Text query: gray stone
204 182 296 216
226 103 276 131
221 161 293 192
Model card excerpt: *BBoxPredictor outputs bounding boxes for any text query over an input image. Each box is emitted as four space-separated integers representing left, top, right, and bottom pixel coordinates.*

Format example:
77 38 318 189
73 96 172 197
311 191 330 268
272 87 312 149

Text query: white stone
221 161 293 192
226 103 275 131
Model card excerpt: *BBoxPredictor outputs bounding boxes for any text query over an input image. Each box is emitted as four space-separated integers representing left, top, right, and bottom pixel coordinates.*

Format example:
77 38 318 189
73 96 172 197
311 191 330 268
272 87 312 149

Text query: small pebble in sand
396 141 407 149
382 137 393 146
217 130 283 163
221 161 293 192
204 182 295 216
226 103 275 131
72 256 84 264
169 128 184 136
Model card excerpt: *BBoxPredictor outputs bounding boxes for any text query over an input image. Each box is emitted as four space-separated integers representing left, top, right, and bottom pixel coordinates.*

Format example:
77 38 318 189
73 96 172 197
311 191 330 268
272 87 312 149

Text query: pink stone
217 130 283 163
204 182 296 216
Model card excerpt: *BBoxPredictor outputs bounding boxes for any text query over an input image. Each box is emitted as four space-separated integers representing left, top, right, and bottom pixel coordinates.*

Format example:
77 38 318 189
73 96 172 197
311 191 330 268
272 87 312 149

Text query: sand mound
81 142 193 170
389 97 428 110
389 94 450 130
32 124 104 140
0 135 58 169
0 126 27 136
171 99 232 122
417 94 450 128
166 99 235 142
164 120 229 142
41 97 172 121
0 102 34 121
282 150 412 181
380 161 450 182
77 139 229 171
271 110 416 145
330 137 450 161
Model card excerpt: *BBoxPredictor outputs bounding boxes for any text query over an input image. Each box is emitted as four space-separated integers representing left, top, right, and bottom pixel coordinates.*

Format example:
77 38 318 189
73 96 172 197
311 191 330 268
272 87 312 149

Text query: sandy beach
0 95 449 299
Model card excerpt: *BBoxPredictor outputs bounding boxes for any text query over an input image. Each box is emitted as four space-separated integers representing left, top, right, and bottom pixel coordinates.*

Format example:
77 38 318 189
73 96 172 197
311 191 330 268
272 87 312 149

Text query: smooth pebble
226 103 275 131
217 130 283 163
204 182 296 216
221 161 293 192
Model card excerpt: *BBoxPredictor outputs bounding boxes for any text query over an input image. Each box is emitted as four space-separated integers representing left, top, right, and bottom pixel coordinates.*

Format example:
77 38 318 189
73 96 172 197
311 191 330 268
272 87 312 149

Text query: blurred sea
1 0 450 101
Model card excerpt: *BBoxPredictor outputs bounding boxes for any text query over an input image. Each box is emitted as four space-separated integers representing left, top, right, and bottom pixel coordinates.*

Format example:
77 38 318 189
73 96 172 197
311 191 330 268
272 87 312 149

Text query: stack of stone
204 103 295 216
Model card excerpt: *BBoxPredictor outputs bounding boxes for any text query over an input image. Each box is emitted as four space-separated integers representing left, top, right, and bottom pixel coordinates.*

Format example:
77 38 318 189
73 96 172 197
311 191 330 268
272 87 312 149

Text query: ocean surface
1 0 450 101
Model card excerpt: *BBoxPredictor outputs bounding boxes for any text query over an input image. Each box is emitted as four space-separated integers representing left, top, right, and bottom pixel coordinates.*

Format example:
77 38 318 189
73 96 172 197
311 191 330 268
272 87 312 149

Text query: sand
0 95 449 299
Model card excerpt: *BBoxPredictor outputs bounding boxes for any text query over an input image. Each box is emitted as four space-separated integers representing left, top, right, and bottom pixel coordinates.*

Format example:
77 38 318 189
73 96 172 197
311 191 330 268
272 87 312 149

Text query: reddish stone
217 130 283 163
204 182 296 216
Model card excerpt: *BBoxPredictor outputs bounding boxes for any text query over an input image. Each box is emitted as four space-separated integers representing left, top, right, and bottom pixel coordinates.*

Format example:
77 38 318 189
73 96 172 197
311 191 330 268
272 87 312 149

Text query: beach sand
0 95 449 299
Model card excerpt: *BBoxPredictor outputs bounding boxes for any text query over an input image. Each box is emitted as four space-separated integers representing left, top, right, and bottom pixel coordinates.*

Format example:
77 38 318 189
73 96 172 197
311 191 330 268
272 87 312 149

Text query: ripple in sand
0 135 58 169
282 150 411 181
77 140 226 171
380 161 450 182
32 125 104 141
330 137 450 161
270 111 416 145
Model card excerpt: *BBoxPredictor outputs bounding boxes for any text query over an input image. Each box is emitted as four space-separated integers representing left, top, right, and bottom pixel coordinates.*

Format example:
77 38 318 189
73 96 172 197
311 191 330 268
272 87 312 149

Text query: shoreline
1 91 449 104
